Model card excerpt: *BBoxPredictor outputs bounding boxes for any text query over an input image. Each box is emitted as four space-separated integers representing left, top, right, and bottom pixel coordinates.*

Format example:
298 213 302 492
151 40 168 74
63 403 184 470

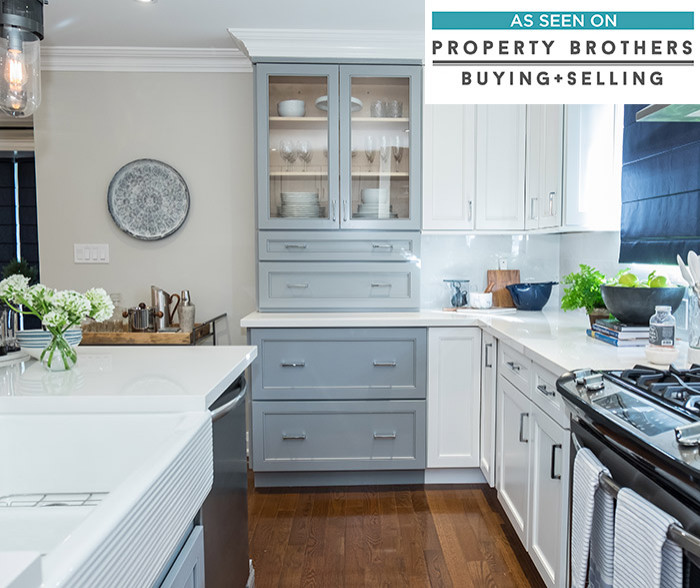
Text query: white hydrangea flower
42 309 69 329
53 290 91 322
0 274 30 302
25 284 54 308
85 288 114 322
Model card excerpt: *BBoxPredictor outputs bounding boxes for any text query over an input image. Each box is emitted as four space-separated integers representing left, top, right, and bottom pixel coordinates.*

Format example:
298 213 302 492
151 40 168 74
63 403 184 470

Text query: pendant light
0 0 45 118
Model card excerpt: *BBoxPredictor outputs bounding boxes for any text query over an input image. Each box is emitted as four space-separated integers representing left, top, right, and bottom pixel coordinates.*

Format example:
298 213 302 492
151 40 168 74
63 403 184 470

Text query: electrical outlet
74 244 110 263
499 258 508 270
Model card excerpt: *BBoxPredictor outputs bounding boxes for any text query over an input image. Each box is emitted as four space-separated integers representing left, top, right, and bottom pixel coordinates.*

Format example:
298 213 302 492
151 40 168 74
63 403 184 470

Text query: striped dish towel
571 448 613 588
612 488 684 588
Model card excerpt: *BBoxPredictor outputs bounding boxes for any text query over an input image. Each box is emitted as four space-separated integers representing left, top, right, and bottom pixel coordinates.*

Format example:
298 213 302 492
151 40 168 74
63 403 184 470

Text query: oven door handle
210 378 247 423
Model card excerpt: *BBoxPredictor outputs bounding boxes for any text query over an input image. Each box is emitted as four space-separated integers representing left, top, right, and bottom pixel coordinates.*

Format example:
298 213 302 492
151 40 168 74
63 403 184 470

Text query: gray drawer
259 231 420 261
259 262 420 311
252 400 426 471
249 327 427 400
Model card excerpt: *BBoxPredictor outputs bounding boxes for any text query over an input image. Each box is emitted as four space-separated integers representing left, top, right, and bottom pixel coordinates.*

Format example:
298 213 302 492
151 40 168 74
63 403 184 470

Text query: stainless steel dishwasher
201 375 251 587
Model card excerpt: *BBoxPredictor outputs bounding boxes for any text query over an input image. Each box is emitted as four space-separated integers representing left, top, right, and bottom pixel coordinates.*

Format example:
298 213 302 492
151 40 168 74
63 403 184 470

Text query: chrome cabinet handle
286 283 309 289
548 191 556 216
537 384 556 397
468 200 473 221
551 444 562 479
343 199 348 222
519 412 529 443
371 283 391 288
530 197 538 220
284 243 308 250
485 343 493 368
373 360 397 367
282 433 306 441
373 432 397 439
371 243 394 250
506 361 521 372
281 361 305 368
331 199 337 222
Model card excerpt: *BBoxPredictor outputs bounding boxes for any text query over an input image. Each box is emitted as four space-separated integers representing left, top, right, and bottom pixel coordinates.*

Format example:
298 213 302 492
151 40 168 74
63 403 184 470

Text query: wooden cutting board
487 270 521 307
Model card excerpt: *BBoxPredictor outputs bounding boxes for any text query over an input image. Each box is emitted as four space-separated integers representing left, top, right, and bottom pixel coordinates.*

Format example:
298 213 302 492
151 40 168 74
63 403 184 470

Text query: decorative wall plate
107 159 190 241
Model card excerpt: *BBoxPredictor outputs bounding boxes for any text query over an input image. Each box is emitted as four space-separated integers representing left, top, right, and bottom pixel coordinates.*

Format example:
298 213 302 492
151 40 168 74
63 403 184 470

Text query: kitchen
1 1 699 587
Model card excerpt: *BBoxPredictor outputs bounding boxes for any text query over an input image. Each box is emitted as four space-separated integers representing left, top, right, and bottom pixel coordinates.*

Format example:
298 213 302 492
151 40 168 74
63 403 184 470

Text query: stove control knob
583 374 605 391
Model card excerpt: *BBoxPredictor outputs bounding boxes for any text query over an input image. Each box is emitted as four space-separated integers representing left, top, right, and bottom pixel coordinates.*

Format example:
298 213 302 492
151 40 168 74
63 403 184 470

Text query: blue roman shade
620 105 700 264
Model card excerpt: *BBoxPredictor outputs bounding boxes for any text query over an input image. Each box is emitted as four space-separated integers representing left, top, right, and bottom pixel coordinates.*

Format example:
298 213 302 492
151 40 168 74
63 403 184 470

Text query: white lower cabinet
496 375 531 547
480 332 497 486
160 525 205 588
529 403 570 588
427 327 481 468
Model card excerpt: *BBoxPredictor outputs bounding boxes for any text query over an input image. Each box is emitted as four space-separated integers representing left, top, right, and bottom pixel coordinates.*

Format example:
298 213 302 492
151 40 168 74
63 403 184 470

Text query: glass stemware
379 136 390 165
297 140 312 171
364 136 376 172
279 139 297 171
391 136 403 172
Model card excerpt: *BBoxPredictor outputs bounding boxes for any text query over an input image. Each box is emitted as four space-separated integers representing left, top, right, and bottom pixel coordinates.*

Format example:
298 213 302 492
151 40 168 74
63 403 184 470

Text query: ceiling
44 0 424 49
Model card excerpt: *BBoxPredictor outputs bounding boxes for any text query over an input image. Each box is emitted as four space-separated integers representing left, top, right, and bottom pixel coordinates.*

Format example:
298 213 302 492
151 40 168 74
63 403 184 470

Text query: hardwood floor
248 476 545 587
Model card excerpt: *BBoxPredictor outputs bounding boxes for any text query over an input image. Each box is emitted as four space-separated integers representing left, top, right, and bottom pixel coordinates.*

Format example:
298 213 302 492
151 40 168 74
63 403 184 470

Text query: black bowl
600 285 686 325
506 282 557 311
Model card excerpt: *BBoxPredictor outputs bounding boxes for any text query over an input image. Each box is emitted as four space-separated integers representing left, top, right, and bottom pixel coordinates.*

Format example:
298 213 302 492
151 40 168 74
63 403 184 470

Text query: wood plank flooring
248 476 545 588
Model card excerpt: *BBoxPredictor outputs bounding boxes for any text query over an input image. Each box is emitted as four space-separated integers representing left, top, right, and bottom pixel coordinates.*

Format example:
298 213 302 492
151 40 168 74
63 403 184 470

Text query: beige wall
33 70 256 343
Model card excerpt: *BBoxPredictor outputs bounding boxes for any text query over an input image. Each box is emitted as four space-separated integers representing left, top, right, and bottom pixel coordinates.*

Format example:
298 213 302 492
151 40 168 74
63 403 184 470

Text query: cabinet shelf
270 171 328 177
351 171 409 178
269 116 328 129
352 117 410 123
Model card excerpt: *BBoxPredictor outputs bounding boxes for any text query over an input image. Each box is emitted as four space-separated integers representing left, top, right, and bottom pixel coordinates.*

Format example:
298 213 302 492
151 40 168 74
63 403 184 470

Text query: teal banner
432 11 695 30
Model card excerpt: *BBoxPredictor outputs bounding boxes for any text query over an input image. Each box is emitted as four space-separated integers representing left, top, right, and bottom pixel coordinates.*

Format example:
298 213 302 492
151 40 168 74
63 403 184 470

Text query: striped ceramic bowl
16 328 83 360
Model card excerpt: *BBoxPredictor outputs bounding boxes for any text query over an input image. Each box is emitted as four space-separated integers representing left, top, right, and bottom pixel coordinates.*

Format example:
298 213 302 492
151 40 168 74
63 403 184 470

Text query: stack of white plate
278 192 321 218
356 188 392 218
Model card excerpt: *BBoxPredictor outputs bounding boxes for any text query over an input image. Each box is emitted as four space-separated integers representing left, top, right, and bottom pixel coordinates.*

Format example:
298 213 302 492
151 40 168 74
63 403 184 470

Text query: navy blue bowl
506 282 558 311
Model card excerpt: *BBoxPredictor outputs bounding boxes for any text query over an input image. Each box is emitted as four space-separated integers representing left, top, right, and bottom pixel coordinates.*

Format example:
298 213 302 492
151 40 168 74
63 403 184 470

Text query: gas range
557 365 700 480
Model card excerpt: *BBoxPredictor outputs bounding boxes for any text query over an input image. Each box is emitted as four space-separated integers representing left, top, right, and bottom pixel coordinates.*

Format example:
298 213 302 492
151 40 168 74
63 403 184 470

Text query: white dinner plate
315 96 363 112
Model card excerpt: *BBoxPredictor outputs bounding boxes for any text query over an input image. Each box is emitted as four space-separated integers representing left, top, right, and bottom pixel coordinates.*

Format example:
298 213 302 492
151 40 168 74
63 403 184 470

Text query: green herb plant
561 264 606 313
2 258 38 284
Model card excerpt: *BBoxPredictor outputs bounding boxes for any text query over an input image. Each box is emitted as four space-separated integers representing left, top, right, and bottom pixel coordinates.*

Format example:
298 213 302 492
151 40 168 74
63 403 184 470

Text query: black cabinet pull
485 343 493 368
519 412 529 443
551 444 562 479
537 384 556 397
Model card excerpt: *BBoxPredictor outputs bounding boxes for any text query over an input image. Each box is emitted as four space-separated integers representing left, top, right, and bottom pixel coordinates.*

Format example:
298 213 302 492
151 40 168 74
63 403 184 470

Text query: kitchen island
0 345 257 588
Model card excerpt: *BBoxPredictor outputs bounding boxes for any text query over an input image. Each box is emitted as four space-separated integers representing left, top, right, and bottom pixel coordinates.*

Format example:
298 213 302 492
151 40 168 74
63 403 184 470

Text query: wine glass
364 136 376 171
296 140 313 171
379 136 390 165
391 136 403 172
279 139 297 171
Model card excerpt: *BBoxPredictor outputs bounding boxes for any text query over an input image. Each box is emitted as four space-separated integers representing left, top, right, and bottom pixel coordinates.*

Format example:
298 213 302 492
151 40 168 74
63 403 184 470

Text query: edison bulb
0 30 41 118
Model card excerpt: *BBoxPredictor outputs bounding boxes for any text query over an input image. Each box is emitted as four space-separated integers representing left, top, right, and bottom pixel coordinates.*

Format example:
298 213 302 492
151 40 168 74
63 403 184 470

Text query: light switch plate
498 258 508 270
74 244 109 264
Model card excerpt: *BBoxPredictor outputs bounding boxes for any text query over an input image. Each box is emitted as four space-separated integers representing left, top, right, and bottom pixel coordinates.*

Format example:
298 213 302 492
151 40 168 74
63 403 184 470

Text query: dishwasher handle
210 377 247 423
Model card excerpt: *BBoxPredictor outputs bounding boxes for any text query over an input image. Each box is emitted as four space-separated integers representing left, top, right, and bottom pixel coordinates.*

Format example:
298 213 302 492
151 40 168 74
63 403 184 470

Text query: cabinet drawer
249 328 427 400
531 364 569 429
499 343 531 391
259 262 419 311
259 231 420 261
252 400 426 471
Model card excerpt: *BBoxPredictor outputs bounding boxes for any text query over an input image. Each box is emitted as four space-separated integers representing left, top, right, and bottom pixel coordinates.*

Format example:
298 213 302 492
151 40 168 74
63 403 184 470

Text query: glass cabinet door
256 64 339 229
339 65 421 230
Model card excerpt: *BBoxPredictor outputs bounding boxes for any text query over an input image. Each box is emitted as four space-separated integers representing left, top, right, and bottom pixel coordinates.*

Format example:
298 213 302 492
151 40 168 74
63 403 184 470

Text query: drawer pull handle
537 384 556 397
286 283 309 289
507 361 521 372
281 361 305 368
373 432 397 440
519 412 529 443
370 282 392 288
282 433 307 441
373 360 397 367
284 243 308 250
371 243 394 250
551 444 562 479
485 343 493 368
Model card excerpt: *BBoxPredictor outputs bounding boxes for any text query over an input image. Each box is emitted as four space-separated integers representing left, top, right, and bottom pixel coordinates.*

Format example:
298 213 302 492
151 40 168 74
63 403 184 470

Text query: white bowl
470 293 493 309
277 100 305 117
361 188 389 204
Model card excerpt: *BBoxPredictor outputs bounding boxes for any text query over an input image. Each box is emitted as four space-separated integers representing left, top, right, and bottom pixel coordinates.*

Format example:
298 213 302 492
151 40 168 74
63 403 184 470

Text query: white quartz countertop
0 345 257 413
241 310 689 375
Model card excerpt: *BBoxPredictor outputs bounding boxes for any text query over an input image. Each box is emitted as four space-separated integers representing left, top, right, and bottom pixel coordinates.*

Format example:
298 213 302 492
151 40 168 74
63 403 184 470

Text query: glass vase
41 330 78 371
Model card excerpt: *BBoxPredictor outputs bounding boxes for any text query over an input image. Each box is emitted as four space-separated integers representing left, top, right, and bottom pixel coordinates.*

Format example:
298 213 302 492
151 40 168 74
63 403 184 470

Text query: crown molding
42 46 253 73
228 28 424 62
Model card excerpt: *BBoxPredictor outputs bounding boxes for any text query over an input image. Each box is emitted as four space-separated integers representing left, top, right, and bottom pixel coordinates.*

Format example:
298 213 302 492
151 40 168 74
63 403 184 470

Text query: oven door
570 418 700 585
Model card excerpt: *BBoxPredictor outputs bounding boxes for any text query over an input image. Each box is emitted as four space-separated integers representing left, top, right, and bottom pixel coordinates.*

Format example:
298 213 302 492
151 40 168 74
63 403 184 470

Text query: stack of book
586 319 649 347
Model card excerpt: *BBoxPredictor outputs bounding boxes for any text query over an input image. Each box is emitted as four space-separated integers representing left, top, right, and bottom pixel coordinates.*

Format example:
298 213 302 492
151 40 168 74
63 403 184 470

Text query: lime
649 275 668 288
618 273 638 287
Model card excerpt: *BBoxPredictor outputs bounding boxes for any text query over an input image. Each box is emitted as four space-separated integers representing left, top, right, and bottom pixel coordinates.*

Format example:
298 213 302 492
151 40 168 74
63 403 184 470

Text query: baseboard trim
253 469 424 488
424 468 487 485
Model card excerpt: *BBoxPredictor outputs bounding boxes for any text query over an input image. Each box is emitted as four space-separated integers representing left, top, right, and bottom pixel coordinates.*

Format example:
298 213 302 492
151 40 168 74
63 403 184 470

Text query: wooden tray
81 323 210 346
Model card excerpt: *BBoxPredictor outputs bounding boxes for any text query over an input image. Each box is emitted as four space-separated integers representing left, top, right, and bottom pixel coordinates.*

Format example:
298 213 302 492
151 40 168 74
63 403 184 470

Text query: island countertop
0 345 257 414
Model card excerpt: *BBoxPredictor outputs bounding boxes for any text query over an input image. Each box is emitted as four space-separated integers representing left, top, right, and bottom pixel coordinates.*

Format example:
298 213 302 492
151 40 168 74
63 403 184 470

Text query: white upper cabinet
474 105 527 230
525 105 564 230
563 104 622 231
422 105 476 230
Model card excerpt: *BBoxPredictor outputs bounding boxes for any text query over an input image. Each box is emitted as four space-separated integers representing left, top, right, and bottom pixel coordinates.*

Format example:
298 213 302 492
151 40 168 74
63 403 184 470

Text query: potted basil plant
561 264 609 327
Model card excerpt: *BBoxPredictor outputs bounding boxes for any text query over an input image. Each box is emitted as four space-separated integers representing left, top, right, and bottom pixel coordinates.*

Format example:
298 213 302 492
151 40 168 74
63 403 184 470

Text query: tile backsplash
420 233 561 309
